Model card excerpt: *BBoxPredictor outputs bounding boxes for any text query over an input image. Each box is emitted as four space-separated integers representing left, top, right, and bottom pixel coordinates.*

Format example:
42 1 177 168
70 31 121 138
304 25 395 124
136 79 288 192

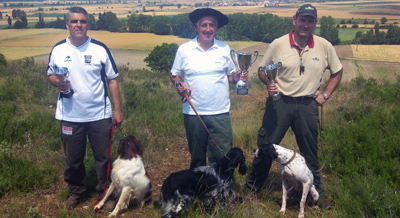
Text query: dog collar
281 150 296 165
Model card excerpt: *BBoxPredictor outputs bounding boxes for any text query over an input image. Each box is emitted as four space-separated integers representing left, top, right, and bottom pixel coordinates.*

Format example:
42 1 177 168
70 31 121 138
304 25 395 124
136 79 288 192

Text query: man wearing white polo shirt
47 7 123 209
245 4 343 208
170 8 248 169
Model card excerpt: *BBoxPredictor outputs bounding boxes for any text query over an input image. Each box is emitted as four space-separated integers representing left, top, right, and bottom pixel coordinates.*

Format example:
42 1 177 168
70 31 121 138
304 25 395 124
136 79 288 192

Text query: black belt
281 95 315 101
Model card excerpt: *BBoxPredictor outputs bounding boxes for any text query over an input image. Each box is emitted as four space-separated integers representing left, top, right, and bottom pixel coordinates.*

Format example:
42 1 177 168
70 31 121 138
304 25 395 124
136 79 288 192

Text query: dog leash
175 81 225 155
300 105 326 173
94 125 125 213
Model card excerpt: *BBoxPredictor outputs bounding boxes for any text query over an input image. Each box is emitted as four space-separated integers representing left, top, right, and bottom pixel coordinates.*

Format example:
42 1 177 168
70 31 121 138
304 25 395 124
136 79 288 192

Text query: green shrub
0 154 58 197
323 77 400 216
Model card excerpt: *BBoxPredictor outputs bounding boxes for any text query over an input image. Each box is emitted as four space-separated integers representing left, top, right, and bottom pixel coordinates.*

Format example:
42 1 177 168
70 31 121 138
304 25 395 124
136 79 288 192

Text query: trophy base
235 87 248 95
60 89 74 98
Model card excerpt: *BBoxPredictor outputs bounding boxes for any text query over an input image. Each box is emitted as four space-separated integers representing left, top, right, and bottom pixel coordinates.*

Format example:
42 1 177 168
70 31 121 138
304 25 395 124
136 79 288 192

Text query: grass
314 27 365 42
0 55 399 217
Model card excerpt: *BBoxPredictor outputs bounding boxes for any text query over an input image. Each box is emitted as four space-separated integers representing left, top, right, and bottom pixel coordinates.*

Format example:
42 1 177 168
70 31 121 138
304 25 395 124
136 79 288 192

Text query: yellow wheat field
0 29 260 61
351 45 400 62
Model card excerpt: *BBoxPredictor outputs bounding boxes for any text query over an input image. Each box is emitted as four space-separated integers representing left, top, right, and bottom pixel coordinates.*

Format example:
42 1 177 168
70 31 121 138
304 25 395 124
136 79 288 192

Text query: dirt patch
357 60 400 82
334 45 353 59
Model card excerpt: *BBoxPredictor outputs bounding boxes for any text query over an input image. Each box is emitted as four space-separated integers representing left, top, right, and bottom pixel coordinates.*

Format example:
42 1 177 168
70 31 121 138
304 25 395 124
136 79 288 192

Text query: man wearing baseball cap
245 4 343 208
170 8 248 169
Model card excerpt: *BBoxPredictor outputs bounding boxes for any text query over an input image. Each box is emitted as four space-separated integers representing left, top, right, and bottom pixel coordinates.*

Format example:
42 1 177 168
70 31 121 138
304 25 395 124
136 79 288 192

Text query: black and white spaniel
154 147 247 218
94 135 152 217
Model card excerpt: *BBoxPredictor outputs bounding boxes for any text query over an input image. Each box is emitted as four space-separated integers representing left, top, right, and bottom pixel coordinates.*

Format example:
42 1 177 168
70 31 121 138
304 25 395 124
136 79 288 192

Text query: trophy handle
230 49 239 70
250 50 258 65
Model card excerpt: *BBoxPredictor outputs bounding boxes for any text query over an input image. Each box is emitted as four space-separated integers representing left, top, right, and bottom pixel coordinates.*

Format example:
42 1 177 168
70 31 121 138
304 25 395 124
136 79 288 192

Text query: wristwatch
322 92 329 100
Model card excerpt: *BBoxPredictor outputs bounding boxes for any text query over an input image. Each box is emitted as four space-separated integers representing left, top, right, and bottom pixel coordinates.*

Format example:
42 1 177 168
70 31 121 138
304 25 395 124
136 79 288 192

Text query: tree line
5 9 399 45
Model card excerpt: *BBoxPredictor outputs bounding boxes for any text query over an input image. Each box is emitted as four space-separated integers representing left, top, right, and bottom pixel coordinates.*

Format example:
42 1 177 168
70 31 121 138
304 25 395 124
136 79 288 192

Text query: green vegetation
324 77 400 217
0 53 399 217
27 13 65 18
144 43 178 74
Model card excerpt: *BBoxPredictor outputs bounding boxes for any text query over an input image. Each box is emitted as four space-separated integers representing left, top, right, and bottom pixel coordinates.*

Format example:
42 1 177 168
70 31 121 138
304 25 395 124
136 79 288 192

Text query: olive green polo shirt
260 31 342 97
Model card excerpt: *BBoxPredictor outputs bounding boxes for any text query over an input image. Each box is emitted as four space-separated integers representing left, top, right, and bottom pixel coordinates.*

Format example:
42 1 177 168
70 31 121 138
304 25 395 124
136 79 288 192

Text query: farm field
1 0 400 26
1 28 400 84
1 2 400 218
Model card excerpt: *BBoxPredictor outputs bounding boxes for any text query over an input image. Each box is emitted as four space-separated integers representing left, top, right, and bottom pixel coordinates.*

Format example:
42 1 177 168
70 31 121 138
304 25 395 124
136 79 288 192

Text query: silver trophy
54 66 74 98
230 49 258 95
263 62 282 101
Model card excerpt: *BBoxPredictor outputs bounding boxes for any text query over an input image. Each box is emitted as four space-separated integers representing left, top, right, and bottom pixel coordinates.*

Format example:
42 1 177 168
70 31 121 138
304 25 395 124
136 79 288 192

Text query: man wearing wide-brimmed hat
170 8 247 169
245 4 343 208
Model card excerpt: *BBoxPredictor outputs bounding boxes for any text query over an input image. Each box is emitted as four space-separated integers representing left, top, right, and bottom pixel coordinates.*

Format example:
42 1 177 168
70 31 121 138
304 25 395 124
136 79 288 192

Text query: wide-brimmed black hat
189 8 229 28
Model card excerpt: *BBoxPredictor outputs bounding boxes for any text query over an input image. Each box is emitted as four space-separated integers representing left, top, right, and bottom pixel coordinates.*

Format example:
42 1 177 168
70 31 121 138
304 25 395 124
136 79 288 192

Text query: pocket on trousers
257 127 269 148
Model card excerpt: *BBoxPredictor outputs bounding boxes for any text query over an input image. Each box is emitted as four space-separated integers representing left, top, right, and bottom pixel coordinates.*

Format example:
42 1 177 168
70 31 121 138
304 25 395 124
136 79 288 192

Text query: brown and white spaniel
94 135 152 217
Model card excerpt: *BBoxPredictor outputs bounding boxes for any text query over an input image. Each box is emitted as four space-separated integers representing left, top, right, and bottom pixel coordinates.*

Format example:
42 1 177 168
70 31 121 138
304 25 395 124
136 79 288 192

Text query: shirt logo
84 55 92 64
64 56 71 62
312 57 320 61
62 126 73 135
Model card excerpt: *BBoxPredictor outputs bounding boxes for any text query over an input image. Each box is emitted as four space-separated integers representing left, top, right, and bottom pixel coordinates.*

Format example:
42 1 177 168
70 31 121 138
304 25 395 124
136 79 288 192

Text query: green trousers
245 96 324 196
184 112 233 169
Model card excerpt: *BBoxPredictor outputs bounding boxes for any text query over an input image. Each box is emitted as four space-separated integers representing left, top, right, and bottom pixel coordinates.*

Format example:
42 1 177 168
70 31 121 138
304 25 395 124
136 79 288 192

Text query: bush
0 53 6 67
323 77 400 217
144 43 178 74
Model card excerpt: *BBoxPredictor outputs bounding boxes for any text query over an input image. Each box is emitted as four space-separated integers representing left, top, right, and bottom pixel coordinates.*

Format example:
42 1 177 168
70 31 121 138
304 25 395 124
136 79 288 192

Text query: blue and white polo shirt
47 37 119 122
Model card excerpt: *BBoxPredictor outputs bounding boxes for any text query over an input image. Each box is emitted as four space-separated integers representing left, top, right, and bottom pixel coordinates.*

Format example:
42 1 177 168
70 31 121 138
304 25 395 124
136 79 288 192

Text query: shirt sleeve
226 46 236 75
327 44 342 75
259 43 274 67
47 50 56 76
171 46 183 76
104 49 119 80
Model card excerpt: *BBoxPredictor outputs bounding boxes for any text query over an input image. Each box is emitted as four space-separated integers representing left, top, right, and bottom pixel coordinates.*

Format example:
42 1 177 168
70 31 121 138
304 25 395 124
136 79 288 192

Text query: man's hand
239 70 248 82
58 80 71 93
113 110 124 127
315 92 327 106
176 82 189 97
267 80 278 96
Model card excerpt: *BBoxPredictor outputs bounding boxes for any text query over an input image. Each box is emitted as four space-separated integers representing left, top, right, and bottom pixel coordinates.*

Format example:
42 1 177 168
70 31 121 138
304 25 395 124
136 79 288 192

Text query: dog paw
279 209 286 215
108 212 117 218
298 213 305 218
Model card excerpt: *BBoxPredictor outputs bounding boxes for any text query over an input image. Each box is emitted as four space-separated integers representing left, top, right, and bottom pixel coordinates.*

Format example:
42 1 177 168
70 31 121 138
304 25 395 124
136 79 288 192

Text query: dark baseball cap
189 8 229 28
296 4 317 19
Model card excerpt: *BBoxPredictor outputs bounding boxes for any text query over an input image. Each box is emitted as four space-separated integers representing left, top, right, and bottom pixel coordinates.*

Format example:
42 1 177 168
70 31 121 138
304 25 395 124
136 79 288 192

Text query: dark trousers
245 96 324 196
61 118 112 196
184 113 233 169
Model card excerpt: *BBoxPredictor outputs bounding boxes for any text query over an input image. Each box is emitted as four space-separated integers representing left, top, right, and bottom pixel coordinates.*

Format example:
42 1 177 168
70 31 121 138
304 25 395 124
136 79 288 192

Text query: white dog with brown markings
94 135 152 217
255 143 319 218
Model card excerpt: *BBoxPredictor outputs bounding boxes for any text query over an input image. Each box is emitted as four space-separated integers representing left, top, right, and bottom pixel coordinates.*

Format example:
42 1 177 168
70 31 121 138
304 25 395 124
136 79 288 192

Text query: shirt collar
191 36 218 51
289 30 314 51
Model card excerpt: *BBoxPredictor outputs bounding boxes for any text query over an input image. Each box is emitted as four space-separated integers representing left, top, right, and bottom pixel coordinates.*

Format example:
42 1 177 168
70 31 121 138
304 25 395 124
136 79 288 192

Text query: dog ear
268 143 278 159
129 135 143 156
238 161 247 175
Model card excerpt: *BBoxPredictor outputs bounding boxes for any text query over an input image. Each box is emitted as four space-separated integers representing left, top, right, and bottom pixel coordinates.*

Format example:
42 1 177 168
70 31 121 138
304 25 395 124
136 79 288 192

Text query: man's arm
108 78 124 127
316 67 343 105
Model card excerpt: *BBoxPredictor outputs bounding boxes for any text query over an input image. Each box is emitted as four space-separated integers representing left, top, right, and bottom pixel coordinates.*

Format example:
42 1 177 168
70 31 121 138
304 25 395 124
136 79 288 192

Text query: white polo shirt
171 37 235 115
47 37 119 122
260 31 342 97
